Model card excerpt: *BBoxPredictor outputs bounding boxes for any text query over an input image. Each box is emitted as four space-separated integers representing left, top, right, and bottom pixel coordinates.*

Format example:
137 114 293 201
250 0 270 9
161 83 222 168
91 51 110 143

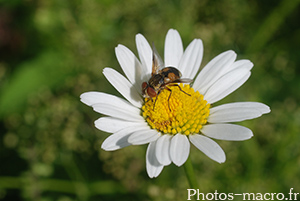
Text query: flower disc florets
142 84 210 135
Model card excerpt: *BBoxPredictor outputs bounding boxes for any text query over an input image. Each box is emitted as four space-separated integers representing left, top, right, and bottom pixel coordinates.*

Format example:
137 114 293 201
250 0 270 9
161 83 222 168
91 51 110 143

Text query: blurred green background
0 0 299 200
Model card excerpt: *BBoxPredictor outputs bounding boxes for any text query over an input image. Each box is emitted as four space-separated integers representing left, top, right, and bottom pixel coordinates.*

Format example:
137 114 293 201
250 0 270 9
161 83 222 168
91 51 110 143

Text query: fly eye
147 87 157 97
142 82 148 90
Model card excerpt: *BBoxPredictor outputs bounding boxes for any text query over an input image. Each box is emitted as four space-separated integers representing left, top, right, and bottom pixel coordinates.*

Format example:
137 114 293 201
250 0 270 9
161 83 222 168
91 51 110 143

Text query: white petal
80 92 133 107
135 34 152 79
170 134 190 166
86 92 138 109
155 135 172 166
193 50 236 93
230 59 253 71
164 29 183 67
146 141 164 178
95 117 147 133
189 134 226 163
103 67 143 108
201 124 253 141
80 91 110 106
208 102 270 123
81 92 143 121
101 126 146 151
128 129 161 145
204 67 251 104
178 39 203 79
93 102 143 122
115 44 144 89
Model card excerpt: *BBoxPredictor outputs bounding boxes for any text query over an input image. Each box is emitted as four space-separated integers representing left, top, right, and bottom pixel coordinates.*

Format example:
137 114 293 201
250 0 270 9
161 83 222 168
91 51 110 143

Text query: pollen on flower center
142 84 210 135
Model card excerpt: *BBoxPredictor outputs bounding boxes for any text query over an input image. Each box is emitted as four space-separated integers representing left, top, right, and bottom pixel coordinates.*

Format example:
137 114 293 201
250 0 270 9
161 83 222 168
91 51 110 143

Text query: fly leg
164 87 173 111
153 90 161 111
152 87 172 111
168 84 191 96
165 84 191 111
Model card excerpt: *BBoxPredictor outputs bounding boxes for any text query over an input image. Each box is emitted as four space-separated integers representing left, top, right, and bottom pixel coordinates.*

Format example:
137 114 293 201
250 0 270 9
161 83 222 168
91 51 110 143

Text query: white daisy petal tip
202 124 254 141
101 136 129 151
208 102 271 123
135 33 152 76
218 156 226 164
213 151 226 164
204 68 252 104
102 67 112 77
102 67 143 108
248 61 254 70
127 130 161 145
164 28 184 67
228 50 236 55
260 104 271 114
178 38 204 79
170 134 190 167
231 59 254 72
166 29 182 40
189 134 226 163
155 135 172 166
135 33 148 42
100 142 113 151
146 142 164 178
115 44 121 50
168 28 178 33
80 92 95 106
222 50 237 59
94 117 148 133
147 166 163 178
193 49 238 93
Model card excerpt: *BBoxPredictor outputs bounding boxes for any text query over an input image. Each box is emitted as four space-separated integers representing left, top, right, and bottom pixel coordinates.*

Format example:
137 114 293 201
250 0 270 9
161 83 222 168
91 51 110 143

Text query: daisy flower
80 29 270 178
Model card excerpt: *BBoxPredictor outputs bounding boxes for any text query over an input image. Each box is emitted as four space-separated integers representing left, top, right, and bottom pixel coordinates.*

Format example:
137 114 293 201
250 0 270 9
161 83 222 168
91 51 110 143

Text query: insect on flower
80 29 271 178
142 44 193 111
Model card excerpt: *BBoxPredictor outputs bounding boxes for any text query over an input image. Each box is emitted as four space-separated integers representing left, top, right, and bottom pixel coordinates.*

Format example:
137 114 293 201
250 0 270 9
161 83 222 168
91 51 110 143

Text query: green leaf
0 51 71 118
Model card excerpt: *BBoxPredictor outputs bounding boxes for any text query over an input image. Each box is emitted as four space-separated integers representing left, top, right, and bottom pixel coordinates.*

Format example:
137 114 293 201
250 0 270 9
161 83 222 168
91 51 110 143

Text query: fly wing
152 43 164 76
174 78 193 83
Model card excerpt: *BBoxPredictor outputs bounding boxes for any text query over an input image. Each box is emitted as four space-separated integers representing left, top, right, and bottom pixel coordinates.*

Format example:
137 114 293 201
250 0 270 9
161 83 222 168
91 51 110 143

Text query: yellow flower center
142 84 210 135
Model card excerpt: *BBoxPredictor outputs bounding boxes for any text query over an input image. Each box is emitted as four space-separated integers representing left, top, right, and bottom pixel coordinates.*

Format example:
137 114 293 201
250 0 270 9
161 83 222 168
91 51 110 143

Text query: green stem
183 157 199 189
